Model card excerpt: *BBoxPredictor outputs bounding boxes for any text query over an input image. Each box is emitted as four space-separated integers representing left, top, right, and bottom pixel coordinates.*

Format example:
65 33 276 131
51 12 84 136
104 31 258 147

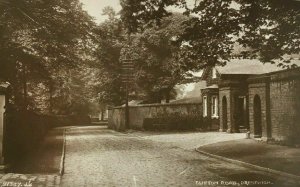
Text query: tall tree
121 14 197 103
0 0 97 114
93 7 126 106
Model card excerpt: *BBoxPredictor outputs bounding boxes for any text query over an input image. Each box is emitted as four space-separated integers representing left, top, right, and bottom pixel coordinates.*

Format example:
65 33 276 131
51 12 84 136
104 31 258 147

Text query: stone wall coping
219 80 248 88
108 102 202 110
247 67 300 84
267 66 300 75
269 67 300 81
247 75 270 84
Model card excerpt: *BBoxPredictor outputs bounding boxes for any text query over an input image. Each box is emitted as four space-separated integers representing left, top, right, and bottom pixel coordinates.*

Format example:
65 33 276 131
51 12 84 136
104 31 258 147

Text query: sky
79 0 196 24
80 0 122 24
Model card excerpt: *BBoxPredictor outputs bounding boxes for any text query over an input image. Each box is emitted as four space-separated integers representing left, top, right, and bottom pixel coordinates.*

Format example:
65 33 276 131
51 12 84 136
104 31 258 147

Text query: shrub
143 111 205 131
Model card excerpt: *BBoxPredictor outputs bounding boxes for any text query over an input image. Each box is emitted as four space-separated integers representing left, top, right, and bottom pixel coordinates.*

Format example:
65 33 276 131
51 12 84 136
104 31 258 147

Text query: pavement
197 139 300 177
0 128 65 187
13 128 64 174
0 174 61 187
1 126 300 187
91 121 108 126
130 131 245 150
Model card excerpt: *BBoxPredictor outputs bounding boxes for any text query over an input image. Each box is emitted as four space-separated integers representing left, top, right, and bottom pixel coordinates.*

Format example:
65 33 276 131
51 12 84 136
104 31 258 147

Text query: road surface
60 126 296 187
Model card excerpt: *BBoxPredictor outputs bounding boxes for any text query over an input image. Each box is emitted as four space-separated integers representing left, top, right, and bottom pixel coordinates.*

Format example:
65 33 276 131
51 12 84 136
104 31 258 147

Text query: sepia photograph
0 0 300 186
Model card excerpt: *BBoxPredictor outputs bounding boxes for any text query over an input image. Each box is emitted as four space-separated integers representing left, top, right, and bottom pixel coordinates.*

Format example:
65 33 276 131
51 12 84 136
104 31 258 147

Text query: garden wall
108 103 203 131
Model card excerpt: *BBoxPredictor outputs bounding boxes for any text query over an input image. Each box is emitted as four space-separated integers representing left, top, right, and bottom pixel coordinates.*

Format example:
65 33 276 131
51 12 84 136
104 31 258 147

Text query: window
203 96 207 117
212 68 217 79
211 96 219 118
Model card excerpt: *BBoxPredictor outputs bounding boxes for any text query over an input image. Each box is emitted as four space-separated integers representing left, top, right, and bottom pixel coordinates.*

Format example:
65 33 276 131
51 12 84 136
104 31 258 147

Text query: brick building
201 59 300 144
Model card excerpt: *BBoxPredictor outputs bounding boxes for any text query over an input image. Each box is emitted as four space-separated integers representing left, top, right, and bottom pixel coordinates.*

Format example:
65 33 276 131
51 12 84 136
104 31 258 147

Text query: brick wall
219 85 249 133
248 68 300 144
248 80 269 139
0 95 5 164
108 103 202 131
269 69 300 144
219 88 231 132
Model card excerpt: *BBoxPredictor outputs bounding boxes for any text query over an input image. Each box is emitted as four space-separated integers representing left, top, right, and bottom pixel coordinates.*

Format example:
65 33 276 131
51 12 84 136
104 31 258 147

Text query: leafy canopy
0 0 97 114
121 0 300 67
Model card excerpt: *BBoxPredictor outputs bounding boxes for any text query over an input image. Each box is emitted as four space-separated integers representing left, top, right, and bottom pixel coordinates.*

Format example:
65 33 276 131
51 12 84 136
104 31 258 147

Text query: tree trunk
101 109 104 121
165 90 170 103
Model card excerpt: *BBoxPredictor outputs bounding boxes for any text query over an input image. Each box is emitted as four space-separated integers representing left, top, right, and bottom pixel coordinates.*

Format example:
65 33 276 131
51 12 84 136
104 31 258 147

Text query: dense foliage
95 10 198 104
121 0 300 67
121 14 196 103
0 0 96 114
1 0 299 115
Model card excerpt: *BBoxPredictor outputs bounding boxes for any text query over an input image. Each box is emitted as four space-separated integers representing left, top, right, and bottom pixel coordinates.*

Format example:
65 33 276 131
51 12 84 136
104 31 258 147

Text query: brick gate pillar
0 83 9 172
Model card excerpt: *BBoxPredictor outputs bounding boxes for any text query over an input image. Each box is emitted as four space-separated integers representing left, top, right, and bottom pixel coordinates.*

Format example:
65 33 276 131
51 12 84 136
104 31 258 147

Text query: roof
216 59 300 75
120 100 144 107
170 97 202 104
205 84 218 89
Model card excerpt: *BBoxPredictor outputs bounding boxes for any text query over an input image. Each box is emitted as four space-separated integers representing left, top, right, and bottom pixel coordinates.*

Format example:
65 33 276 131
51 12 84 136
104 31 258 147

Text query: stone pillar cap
0 82 10 93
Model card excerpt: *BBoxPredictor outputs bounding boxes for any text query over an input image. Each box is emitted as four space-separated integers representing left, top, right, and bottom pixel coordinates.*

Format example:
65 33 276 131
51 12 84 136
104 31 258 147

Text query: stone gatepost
0 82 10 172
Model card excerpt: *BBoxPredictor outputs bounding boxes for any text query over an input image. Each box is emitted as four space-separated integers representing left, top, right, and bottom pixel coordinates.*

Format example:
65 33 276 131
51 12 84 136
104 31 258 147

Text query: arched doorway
253 95 262 138
222 96 228 131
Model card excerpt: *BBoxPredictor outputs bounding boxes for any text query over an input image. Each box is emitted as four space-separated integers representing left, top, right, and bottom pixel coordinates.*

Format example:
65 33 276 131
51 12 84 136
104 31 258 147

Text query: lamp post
121 59 134 130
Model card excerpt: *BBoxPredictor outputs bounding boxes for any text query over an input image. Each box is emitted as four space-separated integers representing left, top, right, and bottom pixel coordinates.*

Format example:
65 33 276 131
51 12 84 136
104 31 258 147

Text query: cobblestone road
60 126 297 187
